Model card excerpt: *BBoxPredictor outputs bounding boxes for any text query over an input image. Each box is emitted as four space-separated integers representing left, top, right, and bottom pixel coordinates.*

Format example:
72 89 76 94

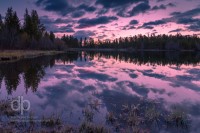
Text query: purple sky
0 0 200 39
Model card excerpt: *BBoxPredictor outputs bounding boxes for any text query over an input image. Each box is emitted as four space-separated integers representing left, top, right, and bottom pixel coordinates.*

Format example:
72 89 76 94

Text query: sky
0 0 200 40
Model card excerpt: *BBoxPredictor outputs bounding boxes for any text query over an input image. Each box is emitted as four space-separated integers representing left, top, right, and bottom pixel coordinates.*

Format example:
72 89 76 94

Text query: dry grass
0 50 63 62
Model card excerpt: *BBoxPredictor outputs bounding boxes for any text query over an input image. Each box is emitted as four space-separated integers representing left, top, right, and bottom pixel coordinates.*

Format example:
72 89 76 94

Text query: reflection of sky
0 55 200 131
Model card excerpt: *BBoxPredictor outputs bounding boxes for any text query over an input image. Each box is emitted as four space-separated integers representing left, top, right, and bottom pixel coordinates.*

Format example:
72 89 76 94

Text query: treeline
81 34 200 51
0 7 200 51
0 7 68 50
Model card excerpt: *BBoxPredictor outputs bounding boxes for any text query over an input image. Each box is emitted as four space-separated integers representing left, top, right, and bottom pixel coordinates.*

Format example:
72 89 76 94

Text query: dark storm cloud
128 26 136 29
98 35 107 39
95 0 144 8
76 16 118 28
122 25 136 30
170 9 200 32
138 19 167 29
138 7 200 31
78 4 96 12
177 18 200 24
188 21 200 31
98 26 107 29
128 2 151 16
56 26 75 33
65 24 73 28
157 0 165 2
44 24 75 33
54 18 75 24
35 0 96 16
71 11 85 18
170 7 200 18
142 26 154 29
142 20 167 27
40 16 75 32
129 20 139 25
169 28 183 33
35 0 74 16
40 16 75 25
96 0 150 17
96 9 109 16
152 3 176 11
122 20 138 30
73 30 96 39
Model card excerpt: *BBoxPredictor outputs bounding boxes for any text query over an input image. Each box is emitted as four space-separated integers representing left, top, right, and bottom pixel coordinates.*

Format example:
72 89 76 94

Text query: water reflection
0 51 200 132
0 53 79 94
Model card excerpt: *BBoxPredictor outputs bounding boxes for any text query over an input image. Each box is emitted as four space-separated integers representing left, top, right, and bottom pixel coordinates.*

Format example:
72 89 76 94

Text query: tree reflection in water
0 51 199 132
0 51 199 95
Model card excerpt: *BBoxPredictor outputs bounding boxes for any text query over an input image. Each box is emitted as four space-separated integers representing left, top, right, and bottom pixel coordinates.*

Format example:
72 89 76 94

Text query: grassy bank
0 50 64 62
0 98 189 133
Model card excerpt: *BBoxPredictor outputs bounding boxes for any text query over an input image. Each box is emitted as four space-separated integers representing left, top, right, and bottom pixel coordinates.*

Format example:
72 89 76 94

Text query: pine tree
31 10 45 40
49 31 55 42
79 37 82 47
23 8 32 36
13 12 20 32
84 37 87 47
4 7 20 48
0 14 3 31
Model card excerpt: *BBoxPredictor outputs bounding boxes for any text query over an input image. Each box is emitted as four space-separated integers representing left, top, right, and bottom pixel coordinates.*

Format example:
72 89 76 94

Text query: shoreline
67 48 197 52
0 48 199 62
0 50 64 62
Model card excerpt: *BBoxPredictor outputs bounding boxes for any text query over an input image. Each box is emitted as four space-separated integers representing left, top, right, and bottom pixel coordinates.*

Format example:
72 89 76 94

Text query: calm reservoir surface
0 51 200 132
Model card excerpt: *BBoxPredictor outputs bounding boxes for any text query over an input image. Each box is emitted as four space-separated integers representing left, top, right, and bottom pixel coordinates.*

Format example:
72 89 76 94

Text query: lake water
0 51 200 132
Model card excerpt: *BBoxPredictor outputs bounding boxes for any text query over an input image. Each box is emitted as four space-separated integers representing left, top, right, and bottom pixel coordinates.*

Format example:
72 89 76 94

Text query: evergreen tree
84 37 87 47
4 7 20 48
5 8 20 32
0 14 3 31
79 37 82 47
49 31 55 42
13 12 20 31
31 10 40 40
23 8 32 36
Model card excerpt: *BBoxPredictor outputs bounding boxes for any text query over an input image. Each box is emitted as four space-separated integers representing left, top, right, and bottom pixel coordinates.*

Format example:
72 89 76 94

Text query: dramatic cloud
73 30 96 39
128 26 136 29
98 35 107 39
2 0 199 39
95 0 144 8
77 16 118 28
142 26 154 29
152 3 176 11
128 2 151 16
71 11 85 18
170 7 200 18
142 20 167 27
96 9 109 16
36 0 74 16
36 0 96 16
77 4 96 12
169 8 200 32
157 0 165 2
169 28 183 33
40 16 75 24
188 21 200 31
56 26 75 33
40 16 75 32
98 26 107 29
138 19 167 29
129 20 139 25
177 18 200 24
